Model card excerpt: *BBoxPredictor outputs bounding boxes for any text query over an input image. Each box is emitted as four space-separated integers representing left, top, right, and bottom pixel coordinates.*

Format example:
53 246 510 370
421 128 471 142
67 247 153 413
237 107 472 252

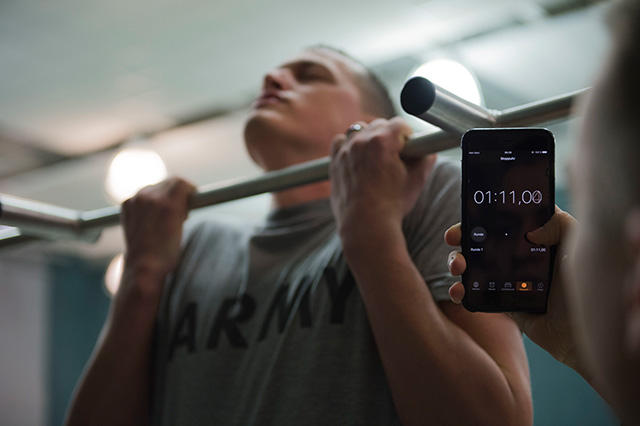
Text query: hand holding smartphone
461 128 555 312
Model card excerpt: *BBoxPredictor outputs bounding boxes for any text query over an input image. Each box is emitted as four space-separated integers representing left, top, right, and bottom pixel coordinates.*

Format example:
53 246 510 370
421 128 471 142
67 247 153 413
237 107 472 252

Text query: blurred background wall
0 0 618 424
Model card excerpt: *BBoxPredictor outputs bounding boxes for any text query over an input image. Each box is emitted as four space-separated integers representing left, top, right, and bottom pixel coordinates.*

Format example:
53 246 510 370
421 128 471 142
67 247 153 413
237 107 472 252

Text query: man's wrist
108 256 171 320
107 265 167 343
340 220 407 264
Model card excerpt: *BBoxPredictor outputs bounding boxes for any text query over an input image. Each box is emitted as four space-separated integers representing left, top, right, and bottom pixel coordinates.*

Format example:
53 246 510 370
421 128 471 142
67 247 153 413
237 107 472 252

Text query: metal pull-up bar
0 78 588 247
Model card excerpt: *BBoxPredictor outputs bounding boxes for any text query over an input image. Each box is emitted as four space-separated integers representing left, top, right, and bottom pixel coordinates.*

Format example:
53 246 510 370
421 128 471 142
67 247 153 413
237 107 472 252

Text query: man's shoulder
403 157 460 227
431 157 461 182
421 157 461 200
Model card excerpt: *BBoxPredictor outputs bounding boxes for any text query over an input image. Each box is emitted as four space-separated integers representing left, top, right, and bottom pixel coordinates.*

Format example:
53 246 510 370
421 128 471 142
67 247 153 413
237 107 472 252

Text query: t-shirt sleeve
403 158 461 302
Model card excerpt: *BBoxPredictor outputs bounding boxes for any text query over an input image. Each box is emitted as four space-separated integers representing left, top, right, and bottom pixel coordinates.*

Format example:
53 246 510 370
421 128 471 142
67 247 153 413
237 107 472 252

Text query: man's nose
263 68 293 91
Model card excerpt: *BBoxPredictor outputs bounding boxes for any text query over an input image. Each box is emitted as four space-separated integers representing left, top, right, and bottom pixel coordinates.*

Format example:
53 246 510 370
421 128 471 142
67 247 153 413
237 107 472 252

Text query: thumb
526 206 576 247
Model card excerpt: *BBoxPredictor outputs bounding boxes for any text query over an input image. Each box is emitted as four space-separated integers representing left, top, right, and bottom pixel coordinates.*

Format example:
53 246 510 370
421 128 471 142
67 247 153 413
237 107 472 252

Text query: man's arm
330 118 532 426
65 178 194 426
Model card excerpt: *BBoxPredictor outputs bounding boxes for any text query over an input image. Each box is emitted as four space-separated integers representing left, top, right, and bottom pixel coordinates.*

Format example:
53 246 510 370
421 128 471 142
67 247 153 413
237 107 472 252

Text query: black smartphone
461 128 555 313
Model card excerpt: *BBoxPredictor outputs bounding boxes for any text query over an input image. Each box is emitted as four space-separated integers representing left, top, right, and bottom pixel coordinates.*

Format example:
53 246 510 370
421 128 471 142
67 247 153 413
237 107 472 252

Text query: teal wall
49 257 110 426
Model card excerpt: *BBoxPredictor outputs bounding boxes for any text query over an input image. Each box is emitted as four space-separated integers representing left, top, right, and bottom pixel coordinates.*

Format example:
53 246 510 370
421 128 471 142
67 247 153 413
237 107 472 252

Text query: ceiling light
105 146 168 203
410 58 483 105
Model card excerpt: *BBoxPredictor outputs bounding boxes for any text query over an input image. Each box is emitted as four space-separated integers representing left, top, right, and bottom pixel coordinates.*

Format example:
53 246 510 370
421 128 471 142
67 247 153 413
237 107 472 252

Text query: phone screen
461 128 555 312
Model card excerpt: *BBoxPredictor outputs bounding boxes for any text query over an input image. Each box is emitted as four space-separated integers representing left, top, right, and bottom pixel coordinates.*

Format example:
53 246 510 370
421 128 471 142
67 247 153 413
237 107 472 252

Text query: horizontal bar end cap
400 76 437 117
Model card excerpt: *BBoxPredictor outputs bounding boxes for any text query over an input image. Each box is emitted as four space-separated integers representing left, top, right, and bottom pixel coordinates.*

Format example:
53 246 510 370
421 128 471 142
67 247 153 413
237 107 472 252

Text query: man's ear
624 208 640 356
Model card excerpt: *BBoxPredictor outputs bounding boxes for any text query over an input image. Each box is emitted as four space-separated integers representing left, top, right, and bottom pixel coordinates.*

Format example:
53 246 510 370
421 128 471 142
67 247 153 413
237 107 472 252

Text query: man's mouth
254 92 283 108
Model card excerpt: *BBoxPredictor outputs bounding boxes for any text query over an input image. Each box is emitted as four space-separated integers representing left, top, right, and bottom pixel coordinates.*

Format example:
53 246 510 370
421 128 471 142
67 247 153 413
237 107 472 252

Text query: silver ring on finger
345 123 364 138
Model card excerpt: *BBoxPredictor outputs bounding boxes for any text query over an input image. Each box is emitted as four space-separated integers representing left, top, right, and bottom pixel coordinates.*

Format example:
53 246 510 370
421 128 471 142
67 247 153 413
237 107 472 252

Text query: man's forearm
65 270 164 426
342 226 532 426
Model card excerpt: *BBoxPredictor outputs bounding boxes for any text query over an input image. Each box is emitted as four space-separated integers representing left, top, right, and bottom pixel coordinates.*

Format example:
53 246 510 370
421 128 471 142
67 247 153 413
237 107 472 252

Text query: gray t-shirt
152 159 461 425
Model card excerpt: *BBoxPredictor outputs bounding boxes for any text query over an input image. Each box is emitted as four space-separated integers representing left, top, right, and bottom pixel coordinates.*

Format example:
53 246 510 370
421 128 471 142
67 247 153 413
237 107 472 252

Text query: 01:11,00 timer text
473 190 543 205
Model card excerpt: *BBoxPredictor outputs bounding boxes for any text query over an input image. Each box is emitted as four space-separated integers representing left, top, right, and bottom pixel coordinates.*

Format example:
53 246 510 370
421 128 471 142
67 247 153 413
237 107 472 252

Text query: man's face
566 67 630 406
243 48 375 170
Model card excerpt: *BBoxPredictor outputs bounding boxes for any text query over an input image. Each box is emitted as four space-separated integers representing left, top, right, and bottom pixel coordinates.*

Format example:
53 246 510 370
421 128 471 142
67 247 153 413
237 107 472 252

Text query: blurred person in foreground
65 45 533 425
445 1 640 424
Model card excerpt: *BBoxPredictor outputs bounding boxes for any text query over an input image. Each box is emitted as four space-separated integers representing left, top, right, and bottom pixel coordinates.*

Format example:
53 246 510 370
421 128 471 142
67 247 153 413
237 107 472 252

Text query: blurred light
104 253 124 297
0 226 21 238
410 59 483 105
105 147 168 203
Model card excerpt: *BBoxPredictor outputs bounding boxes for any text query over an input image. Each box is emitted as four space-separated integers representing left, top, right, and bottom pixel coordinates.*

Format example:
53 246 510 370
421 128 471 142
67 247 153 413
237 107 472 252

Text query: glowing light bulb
105 147 168 203
410 59 483 105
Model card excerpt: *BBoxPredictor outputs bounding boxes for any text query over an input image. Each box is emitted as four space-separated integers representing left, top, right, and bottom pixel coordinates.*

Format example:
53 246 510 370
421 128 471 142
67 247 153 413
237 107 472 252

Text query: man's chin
243 110 291 142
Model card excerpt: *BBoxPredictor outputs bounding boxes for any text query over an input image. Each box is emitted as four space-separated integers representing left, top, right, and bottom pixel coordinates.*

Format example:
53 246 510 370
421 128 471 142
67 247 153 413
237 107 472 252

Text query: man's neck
271 180 332 209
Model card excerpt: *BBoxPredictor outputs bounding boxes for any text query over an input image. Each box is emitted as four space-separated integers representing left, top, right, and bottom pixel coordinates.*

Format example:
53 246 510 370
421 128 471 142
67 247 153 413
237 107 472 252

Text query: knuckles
555 210 576 226
122 177 193 216
334 118 411 161
347 127 398 156
351 119 410 152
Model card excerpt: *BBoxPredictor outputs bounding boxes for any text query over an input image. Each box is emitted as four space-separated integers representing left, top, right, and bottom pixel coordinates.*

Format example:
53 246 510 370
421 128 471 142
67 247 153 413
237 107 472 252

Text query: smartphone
461 128 555 313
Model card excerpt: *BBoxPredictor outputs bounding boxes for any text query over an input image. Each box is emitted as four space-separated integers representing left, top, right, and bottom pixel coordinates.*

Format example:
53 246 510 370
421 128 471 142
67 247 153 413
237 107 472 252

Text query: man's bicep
425 276 456 303
405 160 461 294
439 301 532 393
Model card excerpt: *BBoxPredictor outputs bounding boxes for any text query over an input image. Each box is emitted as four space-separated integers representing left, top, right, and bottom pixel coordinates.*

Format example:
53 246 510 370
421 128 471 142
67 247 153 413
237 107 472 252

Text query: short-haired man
66 46 533 426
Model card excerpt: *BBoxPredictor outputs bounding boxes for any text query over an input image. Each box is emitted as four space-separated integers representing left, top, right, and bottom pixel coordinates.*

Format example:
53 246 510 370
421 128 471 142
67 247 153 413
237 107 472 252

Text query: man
65 46 532 425
445 0 640 424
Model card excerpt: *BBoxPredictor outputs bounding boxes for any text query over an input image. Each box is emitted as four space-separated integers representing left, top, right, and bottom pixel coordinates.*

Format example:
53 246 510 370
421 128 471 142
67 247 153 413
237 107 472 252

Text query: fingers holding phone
445 210 585 375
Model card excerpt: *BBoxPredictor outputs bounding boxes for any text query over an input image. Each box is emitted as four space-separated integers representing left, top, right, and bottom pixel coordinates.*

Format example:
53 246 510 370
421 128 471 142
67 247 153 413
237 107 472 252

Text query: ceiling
0 0 609 259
